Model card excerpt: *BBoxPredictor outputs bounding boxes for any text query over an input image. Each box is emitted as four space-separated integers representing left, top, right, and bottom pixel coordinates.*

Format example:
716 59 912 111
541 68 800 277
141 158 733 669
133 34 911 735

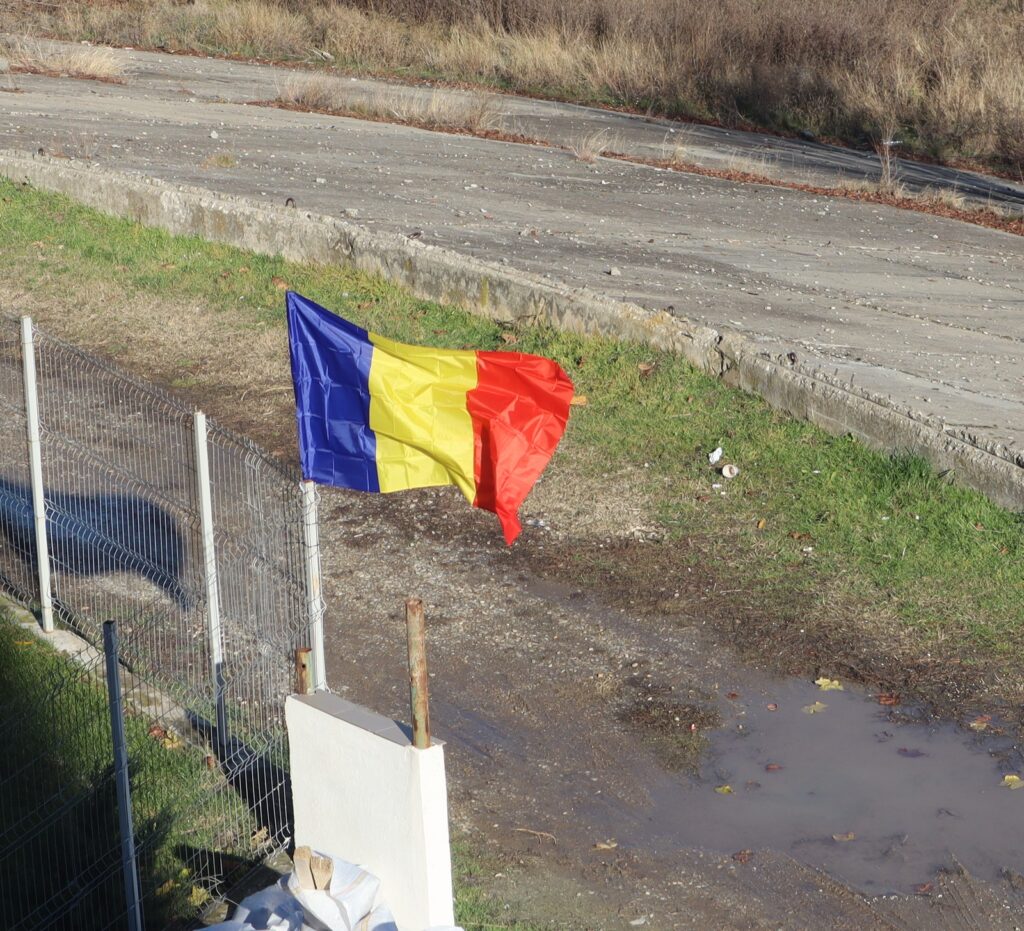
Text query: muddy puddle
588 674 1023 895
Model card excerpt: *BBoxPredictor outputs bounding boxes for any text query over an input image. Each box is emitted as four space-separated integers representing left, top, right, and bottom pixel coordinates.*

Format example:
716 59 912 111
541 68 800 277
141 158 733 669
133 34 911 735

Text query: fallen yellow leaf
832 832 856 842
756 518 767 530
570 395 588 406
802 701 828 714
155 879 176 897
187 885 211 908
594 840 618 850
1001 774 1023 790
14 640 32 646
815 677 844 691
715 785 734 795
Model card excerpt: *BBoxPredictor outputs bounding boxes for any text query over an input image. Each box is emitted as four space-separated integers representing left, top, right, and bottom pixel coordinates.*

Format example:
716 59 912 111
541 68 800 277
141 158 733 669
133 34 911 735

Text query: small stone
315 177 326 185
607 267 622 277
209 130 219 140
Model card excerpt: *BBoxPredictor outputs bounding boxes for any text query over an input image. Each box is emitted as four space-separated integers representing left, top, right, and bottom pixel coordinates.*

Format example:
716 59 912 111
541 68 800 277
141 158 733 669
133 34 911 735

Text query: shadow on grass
0 614 270 929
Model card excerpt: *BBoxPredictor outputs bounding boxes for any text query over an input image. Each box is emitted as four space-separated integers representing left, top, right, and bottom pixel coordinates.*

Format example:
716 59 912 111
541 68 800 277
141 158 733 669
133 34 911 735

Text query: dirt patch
617 675 720 772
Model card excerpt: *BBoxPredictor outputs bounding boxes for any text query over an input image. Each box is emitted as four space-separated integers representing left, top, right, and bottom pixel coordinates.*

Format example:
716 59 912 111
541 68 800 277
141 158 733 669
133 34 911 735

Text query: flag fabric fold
286 291 574 543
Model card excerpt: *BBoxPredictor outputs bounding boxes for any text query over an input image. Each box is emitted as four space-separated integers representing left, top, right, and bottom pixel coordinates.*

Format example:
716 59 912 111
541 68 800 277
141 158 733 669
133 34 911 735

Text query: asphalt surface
2 42 1022 467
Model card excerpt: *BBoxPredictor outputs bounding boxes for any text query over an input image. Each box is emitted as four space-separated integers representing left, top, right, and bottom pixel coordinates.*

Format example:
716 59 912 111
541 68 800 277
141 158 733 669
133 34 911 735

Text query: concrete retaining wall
2 149 1021 510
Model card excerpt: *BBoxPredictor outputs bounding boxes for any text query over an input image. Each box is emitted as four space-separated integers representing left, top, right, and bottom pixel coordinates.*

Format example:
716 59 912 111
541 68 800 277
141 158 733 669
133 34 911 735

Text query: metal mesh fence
0 315 322 928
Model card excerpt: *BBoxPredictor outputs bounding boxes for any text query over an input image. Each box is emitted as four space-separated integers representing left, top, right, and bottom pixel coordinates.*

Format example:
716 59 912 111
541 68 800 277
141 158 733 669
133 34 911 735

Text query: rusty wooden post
295 647 312 696
405 598 430 749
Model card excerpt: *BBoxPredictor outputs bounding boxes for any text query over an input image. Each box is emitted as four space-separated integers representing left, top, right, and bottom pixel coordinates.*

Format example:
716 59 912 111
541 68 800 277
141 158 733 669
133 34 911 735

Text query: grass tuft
5 37 126 83
277 75 504 133
568 128 613 163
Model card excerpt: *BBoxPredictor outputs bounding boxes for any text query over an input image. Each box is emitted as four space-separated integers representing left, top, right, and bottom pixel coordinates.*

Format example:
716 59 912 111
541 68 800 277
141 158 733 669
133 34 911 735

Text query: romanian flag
286 292 574 543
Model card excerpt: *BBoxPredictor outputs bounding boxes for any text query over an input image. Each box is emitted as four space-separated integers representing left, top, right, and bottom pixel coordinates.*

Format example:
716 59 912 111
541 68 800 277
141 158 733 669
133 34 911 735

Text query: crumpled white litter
206 851 463 931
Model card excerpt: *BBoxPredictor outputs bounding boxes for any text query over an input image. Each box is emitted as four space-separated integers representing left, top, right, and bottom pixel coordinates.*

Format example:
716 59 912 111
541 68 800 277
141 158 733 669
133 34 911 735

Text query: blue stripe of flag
286 291 380 492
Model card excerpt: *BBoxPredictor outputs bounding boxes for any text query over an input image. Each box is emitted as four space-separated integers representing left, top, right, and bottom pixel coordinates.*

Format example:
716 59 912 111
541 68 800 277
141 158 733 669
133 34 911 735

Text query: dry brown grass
277 74 505 133
200 150 239 169
569 128 613 163
4 37 126 82
5 0 1024 174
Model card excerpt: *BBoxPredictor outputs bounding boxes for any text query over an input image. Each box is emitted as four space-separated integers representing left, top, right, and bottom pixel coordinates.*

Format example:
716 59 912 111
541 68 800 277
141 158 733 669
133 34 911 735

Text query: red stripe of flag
467 351 574 544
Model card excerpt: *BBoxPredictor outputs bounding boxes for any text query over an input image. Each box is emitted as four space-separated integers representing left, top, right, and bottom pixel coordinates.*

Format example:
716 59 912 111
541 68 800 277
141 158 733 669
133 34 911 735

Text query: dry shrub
278 73 345 111
212 0 311 58
312 5 424 70
6 39 126 81
278 74 505 132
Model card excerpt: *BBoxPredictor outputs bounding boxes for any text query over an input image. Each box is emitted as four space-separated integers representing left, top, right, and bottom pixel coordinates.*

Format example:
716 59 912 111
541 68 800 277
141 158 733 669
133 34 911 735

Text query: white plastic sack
287 854 381 931
233 880 306 931
351 903 398 931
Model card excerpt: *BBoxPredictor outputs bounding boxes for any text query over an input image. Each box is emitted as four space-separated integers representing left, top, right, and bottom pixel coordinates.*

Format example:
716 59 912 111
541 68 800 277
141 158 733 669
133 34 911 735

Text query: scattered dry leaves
815 677 843 691
802 701 827 714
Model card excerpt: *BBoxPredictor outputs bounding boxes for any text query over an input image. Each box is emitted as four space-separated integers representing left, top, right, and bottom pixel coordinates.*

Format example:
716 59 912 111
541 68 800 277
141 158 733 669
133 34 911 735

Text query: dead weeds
4 39 127 84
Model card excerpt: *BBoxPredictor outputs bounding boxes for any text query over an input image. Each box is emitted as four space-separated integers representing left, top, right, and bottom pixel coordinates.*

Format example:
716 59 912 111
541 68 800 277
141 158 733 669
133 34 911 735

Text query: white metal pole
193 411 227 739
301 480 327 691
20 316 53 633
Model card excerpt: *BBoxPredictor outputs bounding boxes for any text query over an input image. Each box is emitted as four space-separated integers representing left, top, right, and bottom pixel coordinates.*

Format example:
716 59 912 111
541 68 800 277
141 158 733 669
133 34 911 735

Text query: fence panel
0 316 320 927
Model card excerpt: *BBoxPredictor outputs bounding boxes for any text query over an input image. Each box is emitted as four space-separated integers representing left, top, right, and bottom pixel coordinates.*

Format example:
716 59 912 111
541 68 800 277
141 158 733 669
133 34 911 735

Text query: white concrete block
286 693 455 931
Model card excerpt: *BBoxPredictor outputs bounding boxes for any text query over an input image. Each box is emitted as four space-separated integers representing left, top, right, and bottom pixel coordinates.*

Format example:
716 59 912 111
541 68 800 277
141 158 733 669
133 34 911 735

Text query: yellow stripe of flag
367 332 479 500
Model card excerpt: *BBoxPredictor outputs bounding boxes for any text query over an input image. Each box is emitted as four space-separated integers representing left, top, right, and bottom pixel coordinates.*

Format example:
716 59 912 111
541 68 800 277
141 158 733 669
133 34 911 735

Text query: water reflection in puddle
681 678 1022 893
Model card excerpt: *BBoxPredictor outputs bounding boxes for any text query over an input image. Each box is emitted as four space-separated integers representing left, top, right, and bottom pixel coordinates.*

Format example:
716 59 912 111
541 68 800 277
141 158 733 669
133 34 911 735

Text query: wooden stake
405 598 431 749
295 647 312 696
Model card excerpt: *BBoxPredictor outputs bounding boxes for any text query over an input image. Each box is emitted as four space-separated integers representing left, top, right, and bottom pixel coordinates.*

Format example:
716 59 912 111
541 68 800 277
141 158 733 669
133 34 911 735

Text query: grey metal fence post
20 316 54 633
103 620 144 931
194 411 228 750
